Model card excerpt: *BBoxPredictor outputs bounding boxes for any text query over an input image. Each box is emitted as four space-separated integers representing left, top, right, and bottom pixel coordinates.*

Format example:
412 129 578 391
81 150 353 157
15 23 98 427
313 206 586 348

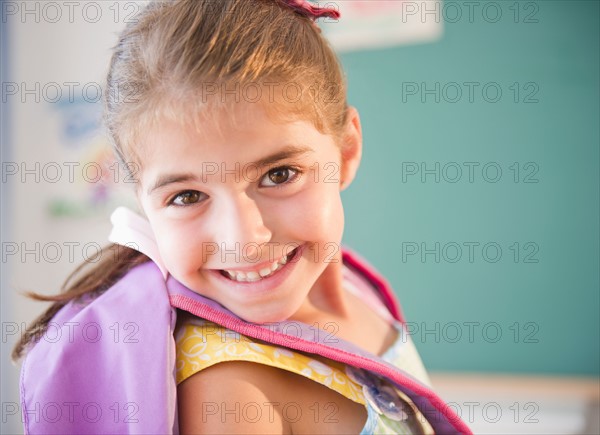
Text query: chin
234 307 296 325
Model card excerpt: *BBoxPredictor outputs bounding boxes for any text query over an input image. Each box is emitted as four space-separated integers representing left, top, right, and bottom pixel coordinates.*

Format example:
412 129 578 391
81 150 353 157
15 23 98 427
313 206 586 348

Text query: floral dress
175 266 435 434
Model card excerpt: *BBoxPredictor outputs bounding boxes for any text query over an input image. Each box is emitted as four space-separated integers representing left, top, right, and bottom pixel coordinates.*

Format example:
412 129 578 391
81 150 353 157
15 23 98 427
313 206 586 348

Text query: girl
14 0 471 433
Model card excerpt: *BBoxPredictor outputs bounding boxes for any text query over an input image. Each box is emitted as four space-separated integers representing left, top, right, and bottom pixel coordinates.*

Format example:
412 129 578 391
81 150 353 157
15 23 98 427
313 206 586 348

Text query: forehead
141 101 313 153
132 100 338 187
125 95 321 159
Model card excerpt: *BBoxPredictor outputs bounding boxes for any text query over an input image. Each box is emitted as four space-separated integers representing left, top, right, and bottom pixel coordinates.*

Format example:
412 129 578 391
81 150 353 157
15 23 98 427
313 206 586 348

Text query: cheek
279 184 345 243
152 219 207 276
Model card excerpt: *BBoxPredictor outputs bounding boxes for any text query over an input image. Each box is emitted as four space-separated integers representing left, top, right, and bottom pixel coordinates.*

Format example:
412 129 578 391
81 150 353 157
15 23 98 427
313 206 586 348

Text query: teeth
222 248 297 283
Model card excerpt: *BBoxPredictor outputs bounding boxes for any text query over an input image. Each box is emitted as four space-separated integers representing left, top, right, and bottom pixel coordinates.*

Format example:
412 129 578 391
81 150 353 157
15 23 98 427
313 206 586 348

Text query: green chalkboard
339 0 599 375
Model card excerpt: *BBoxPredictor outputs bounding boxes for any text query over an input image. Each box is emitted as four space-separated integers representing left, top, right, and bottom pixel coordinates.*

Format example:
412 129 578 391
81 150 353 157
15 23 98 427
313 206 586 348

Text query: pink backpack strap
342 265 396 324
341 245 405 324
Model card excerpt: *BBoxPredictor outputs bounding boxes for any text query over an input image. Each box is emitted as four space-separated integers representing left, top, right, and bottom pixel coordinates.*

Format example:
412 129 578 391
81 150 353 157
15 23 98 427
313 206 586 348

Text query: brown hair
106 0 349 169
13 0 348 359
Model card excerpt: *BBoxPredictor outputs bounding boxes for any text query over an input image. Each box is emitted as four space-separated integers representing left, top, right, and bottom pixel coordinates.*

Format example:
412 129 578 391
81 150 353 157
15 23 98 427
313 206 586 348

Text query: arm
177 359 368 434
177 361 292 434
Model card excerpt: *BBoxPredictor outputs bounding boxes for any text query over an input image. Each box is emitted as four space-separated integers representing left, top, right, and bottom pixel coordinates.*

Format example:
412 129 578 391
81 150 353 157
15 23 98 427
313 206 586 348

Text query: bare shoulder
177 361 291 434
177 360 367 434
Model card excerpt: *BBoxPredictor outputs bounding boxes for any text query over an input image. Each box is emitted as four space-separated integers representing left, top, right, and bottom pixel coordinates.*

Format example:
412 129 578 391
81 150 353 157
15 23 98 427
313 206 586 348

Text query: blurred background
1 1 598 434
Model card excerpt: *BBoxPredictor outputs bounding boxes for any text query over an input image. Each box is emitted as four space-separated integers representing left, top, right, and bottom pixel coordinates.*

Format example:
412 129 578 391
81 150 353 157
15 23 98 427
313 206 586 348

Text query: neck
290 250 351 324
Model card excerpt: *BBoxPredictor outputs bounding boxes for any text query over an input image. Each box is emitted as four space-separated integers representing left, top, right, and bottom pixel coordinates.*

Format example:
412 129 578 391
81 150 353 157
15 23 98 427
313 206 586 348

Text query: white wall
1 2 143 432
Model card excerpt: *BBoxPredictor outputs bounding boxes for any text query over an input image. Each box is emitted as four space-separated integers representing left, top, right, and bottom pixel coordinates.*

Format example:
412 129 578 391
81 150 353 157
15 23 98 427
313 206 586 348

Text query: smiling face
135 102 362 323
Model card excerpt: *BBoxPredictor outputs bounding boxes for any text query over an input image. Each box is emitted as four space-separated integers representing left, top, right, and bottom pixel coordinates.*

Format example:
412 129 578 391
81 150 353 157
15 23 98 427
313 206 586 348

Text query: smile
219 247 299 283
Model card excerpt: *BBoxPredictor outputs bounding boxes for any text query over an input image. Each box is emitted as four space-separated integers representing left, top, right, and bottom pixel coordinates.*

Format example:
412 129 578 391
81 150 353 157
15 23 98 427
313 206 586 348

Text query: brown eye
261 166 299 187
171 190 204 206
268 168 290 184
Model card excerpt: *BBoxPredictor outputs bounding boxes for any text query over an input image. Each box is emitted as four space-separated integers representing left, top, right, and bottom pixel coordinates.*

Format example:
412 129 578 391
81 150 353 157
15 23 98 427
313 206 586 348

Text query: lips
218 247 299 283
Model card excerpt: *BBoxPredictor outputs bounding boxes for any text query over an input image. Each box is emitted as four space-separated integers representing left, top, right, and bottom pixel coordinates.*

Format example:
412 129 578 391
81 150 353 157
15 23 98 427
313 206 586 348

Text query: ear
339 106 363 191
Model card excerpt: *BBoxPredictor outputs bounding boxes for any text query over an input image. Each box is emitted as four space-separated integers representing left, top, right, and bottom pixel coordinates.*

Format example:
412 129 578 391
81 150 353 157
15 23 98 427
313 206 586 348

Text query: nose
211 193 272 261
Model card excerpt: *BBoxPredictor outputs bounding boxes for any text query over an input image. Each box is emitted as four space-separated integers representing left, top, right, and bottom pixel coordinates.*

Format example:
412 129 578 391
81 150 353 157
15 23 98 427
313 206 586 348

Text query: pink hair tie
282 0 341 20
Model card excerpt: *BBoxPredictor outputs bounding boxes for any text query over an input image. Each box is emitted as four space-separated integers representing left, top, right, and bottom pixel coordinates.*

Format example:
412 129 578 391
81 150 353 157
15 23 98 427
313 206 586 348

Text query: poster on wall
318 0 443 51
5 2 144 221
44 93 137 218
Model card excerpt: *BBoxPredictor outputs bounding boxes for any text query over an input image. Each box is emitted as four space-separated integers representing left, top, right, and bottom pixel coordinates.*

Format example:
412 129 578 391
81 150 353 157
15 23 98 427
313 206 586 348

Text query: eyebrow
146 145 313 195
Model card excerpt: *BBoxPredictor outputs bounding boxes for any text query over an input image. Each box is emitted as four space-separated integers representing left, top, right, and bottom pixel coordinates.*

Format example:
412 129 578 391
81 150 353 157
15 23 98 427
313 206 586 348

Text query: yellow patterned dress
175 268 436 434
